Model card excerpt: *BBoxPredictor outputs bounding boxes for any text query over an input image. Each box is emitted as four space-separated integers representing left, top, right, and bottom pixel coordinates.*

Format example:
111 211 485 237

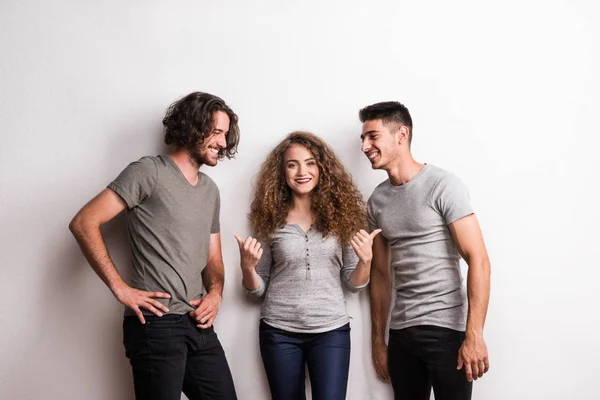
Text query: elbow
68 214 82 236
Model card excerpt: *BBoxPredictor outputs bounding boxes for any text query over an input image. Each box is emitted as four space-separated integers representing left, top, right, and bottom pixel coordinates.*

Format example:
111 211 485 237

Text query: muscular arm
369 233 392 380
190 233 225 328
449 214 491 381
69 188 170 323
69 189 129 292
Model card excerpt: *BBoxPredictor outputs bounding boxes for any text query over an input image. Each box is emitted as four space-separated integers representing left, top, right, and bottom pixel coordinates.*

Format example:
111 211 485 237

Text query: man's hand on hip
112 283 171 324
189 291 222 329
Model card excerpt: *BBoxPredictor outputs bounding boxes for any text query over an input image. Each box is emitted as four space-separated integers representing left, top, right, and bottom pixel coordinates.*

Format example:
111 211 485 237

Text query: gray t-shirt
245 224 367 333
108 155 220 315
367 164 473 331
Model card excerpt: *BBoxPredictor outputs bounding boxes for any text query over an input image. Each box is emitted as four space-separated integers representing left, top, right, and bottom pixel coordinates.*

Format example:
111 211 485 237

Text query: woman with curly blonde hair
235 131 381 400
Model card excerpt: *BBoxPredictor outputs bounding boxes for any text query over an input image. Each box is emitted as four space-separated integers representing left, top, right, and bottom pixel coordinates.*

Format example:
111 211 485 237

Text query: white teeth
368 152 379 159
209 148 218 154
296 178 311 183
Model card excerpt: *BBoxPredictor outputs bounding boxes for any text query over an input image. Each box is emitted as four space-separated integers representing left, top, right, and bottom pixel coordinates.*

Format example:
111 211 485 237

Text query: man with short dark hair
69 92 240 400
360 101 491 400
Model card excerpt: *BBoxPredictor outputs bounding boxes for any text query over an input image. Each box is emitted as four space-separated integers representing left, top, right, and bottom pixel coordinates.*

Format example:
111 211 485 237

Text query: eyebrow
286 157 316 163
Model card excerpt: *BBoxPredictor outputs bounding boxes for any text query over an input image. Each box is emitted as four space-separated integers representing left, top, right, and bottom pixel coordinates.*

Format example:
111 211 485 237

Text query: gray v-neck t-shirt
367 164 473 331
108 155 220 315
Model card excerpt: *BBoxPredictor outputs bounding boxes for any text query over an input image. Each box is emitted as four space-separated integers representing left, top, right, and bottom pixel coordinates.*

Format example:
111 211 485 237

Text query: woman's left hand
350 229 382 263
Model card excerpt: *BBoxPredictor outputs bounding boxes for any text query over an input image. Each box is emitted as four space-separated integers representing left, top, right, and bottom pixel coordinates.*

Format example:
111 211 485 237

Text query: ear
397 126 410 145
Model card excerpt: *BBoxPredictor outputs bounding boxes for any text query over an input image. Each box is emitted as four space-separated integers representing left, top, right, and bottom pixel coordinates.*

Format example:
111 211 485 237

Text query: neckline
388 163 430 190
163 155 202 188
286 223 312 235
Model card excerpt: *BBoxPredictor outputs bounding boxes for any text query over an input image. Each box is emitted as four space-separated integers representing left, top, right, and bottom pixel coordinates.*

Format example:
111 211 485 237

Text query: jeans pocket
123 318 151 359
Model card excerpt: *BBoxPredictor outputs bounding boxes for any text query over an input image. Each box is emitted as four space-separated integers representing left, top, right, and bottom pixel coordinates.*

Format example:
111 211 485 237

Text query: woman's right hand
234 235 263 270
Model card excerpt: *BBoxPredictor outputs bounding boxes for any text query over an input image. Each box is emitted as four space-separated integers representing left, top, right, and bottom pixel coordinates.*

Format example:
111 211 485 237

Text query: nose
297 163 306 176
216 133 227 149
361 139 370 153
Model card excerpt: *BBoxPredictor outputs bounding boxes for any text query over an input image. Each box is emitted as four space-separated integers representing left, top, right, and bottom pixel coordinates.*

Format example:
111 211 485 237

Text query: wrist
466 327 484 339
109 279 127 296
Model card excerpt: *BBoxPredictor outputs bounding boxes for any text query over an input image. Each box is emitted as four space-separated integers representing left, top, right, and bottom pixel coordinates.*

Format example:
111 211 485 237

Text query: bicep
448 214 488 262
72 188 127 227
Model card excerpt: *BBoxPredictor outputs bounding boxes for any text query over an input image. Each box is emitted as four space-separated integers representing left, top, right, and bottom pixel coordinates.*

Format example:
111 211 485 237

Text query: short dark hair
163 92 240 159
359 101 413 145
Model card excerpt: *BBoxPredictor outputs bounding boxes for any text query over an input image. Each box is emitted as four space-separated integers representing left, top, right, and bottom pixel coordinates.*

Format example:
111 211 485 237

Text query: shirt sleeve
107 157 157 208
432 173 474 225
340 243 368 293
211 190 220 234
243 238 272 299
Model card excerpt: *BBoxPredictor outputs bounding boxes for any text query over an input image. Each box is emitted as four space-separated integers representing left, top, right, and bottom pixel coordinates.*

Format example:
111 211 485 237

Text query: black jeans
259 320 351 400
123 314 237 400
388 325 472 400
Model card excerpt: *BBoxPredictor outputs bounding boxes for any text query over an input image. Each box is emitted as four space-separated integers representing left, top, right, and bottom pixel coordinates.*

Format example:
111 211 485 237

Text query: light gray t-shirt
245 224 367 333
367 164 473 331
108 155 220 315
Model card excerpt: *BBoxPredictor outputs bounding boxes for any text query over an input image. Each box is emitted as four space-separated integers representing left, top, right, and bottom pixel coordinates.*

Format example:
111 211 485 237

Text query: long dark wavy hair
249 131 366 244
162 92 240 159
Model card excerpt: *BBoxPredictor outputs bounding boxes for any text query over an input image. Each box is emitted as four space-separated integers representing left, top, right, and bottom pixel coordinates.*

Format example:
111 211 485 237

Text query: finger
350 239 359 252
134 307 146 324
465 363 473 382
198 314 215 329
249 237 257 250
142 303 163 317
195 308 212 323
257 248 264 260
243 236 253 248
484 357 490 373
370 229 383 239
234 235 243 248
189 298 202 307
147 298 169 313
457 354 464 370
376 364 389 381
478 361 486 377
253 240 262 253
472 361 480 380
353 234 364 244
148 291 171 299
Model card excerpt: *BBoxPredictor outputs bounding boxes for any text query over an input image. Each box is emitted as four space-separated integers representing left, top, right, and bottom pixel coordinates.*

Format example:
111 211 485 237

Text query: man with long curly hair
69 92 240 400
360 101 491 400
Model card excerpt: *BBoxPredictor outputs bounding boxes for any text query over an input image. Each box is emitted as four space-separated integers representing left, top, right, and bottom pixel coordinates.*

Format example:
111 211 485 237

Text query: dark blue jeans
388 325 472 400
123 314 237 400
259 320 351 400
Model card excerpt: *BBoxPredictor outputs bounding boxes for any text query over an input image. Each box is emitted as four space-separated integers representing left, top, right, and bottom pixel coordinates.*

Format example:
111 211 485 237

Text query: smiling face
283 144 320 197
189 110 230 167
360 119 406 170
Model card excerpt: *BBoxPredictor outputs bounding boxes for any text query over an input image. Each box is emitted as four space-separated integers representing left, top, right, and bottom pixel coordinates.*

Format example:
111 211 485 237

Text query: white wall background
1 0 599 399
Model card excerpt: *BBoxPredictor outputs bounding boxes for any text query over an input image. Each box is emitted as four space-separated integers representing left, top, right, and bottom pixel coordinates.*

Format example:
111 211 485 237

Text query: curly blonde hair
249 131 367 244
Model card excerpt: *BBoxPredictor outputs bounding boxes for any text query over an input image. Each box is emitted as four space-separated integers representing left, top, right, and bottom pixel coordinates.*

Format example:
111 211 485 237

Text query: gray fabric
245 224 366 333
367 164 473 331
108 155 220 315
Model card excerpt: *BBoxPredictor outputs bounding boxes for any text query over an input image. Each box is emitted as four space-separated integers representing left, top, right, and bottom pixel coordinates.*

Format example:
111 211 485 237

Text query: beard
188 143 218 167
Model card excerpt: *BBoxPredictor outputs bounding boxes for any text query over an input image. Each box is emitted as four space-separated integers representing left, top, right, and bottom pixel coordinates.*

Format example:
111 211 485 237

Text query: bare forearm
465 256 491 336
350 260 371 287
69 220 126 292
370 270 391 344
202 259 225 296
241 267 261 291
